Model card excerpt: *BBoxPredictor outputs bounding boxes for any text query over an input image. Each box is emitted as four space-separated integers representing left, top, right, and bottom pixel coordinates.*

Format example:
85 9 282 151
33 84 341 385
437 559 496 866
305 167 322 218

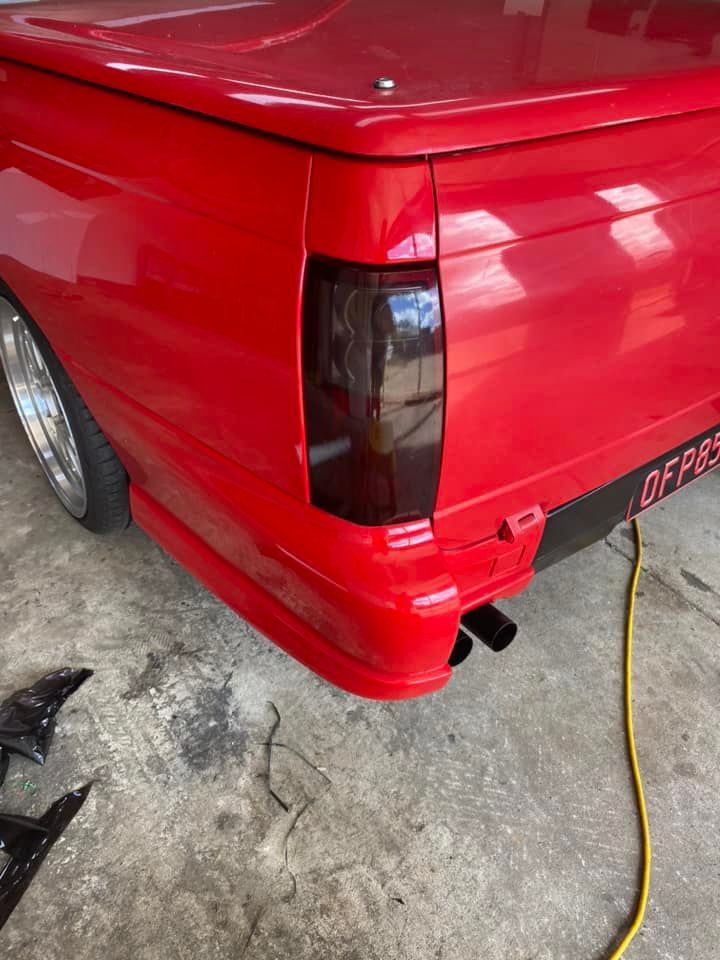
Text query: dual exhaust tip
449 604 517 667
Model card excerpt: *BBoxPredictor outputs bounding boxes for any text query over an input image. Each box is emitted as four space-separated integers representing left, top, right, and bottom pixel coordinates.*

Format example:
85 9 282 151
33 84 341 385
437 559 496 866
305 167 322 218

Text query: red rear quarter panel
1 61 310 499
0 61 459 699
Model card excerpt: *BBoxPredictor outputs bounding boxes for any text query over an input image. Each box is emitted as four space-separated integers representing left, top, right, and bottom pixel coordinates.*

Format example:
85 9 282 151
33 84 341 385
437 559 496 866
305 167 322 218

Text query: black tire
0 288 130 534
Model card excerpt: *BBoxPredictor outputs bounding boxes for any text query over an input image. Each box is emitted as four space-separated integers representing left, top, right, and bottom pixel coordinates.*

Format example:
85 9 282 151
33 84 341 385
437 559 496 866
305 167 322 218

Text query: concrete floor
1 375 719 960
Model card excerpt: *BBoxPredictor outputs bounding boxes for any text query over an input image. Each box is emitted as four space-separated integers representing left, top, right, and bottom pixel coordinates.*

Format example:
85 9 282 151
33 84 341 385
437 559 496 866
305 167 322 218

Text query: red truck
1 1 719 699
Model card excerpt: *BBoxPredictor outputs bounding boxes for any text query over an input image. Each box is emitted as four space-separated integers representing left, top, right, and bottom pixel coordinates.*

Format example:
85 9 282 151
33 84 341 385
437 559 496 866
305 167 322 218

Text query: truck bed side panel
0 61 460 698
0 60 311 501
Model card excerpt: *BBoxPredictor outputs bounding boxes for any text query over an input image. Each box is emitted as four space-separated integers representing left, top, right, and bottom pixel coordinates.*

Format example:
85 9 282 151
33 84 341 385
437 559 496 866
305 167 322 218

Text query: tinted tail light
302 258 444 526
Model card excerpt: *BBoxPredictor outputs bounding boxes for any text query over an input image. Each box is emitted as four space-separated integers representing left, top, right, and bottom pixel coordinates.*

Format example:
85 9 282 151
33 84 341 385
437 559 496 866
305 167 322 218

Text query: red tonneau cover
2 0 720 156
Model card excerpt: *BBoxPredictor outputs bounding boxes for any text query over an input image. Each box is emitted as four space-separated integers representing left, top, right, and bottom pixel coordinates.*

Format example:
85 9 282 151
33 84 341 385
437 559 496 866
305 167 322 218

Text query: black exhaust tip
448 631 473 667
449 604 518 664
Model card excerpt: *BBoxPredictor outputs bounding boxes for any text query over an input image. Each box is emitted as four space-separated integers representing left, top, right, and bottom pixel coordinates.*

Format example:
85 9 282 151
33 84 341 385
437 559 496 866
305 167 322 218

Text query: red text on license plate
627 428 720 519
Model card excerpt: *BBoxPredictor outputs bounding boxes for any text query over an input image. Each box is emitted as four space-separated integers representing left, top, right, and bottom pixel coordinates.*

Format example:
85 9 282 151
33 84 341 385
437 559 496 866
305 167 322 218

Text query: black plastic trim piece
535 423 720 572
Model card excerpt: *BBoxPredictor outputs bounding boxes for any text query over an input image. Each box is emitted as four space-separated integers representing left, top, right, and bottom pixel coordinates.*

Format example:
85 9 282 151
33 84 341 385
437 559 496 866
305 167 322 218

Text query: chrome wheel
0 298 87 517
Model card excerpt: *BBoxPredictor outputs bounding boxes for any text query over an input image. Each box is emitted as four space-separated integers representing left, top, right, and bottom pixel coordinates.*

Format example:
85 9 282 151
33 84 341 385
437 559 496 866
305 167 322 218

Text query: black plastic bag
0 784 92 931
0 814 47 857
0 669 93 787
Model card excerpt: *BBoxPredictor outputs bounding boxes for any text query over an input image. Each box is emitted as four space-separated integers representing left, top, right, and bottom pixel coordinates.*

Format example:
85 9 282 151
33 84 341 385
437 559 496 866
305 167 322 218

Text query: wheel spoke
0 300 87 517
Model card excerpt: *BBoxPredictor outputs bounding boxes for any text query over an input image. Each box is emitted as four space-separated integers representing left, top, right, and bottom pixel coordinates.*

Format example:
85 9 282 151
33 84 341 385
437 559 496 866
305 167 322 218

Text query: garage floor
1 376 719 960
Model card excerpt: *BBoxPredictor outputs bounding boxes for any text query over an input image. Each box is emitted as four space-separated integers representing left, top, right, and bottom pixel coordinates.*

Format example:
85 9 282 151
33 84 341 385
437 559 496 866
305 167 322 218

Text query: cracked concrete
1 375 719 959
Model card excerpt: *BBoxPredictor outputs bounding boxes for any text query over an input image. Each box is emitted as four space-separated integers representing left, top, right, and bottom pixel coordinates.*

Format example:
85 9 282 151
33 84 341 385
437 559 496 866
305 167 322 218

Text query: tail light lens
302 258 444 525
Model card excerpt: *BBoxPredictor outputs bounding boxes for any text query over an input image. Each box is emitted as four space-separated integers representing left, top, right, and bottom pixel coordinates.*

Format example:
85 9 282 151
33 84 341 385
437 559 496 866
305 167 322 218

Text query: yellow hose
608 518 652 958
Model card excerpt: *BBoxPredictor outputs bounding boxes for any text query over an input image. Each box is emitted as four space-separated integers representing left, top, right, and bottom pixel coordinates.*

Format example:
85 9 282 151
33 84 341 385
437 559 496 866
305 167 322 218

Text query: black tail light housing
302 258 445 526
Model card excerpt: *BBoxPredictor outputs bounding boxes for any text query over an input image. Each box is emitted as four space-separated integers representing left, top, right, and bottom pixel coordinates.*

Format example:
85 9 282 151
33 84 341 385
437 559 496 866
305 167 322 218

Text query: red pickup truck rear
1 1 719 698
